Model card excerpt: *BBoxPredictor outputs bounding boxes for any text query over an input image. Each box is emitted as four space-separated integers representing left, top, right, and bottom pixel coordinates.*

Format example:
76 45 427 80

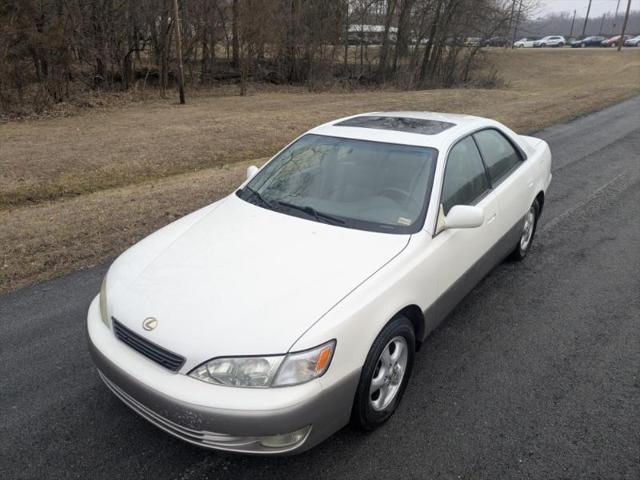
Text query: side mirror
440 205 484 231
246 165 259 181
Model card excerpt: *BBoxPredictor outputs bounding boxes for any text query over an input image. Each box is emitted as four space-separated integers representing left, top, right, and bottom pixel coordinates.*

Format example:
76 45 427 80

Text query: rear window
473 129 522 184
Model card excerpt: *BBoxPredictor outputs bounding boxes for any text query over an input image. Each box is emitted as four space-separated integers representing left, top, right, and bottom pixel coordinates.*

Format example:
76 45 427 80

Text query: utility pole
613 0 622 30
618 0 632 52
511 0 524 48
581 0 592 37
599 13 606 35
508 0 517 35
172 0 185 104
569 10 576 38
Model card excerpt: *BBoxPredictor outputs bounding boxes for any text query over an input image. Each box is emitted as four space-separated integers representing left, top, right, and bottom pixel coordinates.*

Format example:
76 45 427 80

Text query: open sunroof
335 116 455 135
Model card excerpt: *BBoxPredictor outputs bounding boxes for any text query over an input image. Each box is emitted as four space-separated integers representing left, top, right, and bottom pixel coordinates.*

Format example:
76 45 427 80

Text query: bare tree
172 0 185 103
0 0 533 115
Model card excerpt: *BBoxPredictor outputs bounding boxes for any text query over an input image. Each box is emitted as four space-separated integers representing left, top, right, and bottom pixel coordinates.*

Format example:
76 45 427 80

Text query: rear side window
473 129 522 184
442 136 489 215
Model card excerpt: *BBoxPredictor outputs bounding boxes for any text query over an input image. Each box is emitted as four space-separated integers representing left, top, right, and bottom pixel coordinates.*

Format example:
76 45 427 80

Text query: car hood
107 194 410 370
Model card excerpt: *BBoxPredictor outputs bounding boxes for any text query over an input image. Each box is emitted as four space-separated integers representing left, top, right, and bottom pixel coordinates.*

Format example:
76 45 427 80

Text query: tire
508 198 540 261
581 43 586 48
351 316 416 430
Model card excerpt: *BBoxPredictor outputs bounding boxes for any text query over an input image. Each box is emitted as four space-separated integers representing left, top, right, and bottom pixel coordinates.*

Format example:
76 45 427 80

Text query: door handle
487 213 497 224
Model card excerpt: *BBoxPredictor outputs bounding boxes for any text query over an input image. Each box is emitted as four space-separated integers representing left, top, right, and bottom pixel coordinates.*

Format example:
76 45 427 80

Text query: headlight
272 340 335 387
189 340 335 388
190 356 283 388
99 275 110 328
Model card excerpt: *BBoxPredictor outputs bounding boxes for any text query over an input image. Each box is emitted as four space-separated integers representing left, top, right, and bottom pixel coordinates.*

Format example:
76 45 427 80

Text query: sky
536 0 632 18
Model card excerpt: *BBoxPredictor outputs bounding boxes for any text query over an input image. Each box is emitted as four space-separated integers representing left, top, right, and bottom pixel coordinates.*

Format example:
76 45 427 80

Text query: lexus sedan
88 112 552 454
533 35 566 47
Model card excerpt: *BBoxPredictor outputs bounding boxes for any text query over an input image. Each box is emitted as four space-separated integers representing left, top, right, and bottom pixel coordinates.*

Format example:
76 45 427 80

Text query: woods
0 0 523 115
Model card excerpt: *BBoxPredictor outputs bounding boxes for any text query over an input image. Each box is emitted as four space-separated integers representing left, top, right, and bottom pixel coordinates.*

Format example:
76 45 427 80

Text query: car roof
307 111 497 151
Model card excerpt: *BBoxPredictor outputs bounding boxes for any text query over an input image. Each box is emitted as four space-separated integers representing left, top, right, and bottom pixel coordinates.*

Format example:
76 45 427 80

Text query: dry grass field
1 48 639 293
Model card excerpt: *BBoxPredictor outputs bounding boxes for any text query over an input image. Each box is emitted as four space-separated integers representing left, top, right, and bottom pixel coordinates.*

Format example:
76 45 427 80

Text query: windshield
237 134 438 234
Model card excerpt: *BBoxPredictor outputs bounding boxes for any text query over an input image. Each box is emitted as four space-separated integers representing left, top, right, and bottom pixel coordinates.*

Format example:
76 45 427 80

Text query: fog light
258 425 311 449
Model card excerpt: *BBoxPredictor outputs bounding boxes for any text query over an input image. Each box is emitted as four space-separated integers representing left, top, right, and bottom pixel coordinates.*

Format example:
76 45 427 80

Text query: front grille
112 319 185 371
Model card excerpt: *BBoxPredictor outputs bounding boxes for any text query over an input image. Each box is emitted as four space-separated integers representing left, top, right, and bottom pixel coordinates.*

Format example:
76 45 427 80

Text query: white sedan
513 37 538 48
88 112 552 454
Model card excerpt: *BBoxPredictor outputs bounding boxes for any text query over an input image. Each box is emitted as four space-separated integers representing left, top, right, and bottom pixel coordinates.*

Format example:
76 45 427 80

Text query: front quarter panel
291 233 439 386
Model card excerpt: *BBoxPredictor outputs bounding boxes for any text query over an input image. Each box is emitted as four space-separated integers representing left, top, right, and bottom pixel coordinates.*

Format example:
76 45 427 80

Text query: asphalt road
2 98 639 480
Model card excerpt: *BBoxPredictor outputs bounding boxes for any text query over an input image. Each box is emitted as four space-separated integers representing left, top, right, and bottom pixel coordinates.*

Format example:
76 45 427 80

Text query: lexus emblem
142 317 158 331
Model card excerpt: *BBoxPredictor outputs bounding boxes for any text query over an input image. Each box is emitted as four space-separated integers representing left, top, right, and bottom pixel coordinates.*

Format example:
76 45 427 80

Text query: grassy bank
1 48 639 293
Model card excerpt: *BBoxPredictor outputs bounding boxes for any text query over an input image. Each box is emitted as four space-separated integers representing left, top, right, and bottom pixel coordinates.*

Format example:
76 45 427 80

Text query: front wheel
352 316 415 430
509 199 540 261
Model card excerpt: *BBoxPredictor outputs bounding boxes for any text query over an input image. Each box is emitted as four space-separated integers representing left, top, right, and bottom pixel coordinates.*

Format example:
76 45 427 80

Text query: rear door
472 128 536 244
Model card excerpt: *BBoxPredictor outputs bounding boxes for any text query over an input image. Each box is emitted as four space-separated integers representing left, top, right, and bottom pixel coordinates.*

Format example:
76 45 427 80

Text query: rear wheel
509 199 540 261
352 316 415 430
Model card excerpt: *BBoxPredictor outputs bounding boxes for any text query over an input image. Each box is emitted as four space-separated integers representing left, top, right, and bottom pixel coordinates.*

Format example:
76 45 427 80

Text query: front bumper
87 297 360 454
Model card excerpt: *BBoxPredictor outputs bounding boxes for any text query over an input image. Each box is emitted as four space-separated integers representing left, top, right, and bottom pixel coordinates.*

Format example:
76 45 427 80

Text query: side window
473 129 522 184
442 136 489 215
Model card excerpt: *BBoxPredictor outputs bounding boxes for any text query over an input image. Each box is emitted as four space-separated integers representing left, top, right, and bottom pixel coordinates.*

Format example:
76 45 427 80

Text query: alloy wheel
520 206 536 251
369 336 408 411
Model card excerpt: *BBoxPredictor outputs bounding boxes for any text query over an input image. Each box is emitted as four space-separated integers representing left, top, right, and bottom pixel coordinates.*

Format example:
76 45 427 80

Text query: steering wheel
379 187 420 210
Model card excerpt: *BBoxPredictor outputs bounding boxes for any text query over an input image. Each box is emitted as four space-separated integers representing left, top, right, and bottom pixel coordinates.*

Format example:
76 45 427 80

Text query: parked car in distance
88 112 552 455
570 36 606 48
483 36 510 47
465 37 482 47
601 35 632 47
534 36 566 47
623 35 640 47
513 37 539 48
445 36 465 46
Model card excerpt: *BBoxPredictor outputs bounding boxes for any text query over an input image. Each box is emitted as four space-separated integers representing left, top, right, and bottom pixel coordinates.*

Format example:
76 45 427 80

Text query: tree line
0 0 526 114
520 10 640 39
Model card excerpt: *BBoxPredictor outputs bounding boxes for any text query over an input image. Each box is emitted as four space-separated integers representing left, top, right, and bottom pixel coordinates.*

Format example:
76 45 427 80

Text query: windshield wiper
242 186 274 209
275 200 346 226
